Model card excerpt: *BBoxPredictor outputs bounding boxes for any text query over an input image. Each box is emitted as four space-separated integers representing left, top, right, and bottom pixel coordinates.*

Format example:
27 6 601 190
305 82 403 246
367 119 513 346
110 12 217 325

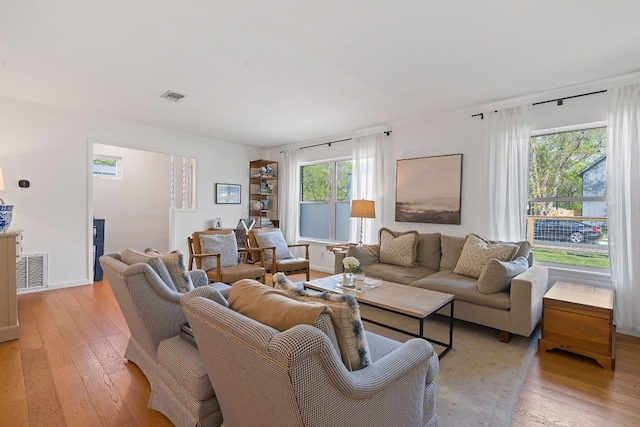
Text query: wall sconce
350 199 375 246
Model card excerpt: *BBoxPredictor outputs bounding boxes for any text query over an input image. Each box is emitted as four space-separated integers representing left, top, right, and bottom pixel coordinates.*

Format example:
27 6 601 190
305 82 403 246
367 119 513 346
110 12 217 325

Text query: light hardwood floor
1 272 638 426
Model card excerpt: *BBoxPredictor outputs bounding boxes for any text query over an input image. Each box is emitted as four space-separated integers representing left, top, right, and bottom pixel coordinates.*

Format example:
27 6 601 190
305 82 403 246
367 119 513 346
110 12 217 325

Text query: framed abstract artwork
395 153 463 224
215 183 241 204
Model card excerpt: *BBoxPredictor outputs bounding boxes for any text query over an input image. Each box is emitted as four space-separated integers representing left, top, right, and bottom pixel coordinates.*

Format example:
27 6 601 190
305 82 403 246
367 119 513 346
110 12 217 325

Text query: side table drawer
543 308 613 355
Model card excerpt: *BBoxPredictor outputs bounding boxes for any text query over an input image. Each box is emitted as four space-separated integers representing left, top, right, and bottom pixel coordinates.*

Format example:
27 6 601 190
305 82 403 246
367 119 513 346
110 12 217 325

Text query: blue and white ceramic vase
0 205 13 233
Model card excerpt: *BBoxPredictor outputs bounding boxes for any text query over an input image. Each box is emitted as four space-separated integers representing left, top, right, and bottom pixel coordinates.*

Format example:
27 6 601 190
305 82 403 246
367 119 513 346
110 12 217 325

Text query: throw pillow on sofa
478 256 529 294
198 233 239 271
379 228 419 267
145 248 194 293
453 234 519 279
121 248 177 292
272 272 372 371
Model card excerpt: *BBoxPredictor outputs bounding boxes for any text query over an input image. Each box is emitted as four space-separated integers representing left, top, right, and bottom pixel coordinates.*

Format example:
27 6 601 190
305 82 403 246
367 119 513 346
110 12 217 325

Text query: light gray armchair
99 251 229 427
181 290 439 427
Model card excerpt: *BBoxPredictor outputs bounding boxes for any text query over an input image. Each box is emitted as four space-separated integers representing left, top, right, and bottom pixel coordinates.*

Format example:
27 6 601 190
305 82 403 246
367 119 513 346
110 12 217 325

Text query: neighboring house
578 156 607 226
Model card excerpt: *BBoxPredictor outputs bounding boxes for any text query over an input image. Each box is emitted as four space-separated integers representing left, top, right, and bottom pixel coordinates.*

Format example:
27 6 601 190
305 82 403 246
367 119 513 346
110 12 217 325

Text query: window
299 159 352 241
528 126 608 269
93 155 122 179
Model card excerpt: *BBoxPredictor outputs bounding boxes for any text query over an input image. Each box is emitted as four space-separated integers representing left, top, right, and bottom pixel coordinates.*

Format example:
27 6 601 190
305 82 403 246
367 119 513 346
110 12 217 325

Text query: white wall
0 96 263 289
93 143 171 253
267 73 640 276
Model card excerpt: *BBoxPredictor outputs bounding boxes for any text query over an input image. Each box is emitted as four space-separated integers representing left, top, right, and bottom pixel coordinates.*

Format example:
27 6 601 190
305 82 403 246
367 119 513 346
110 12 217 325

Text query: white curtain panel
607 83 640 332
280 148 300 245
351 132 385 244
485 105 532 241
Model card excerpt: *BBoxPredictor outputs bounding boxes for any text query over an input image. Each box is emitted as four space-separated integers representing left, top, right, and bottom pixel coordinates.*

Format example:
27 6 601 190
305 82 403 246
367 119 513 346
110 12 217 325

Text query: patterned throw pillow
145 248 194 293
198 233 239 271
272 272 372 371
254 231 293 261
478 256 529 294
452 234 519 279
378 228 419 267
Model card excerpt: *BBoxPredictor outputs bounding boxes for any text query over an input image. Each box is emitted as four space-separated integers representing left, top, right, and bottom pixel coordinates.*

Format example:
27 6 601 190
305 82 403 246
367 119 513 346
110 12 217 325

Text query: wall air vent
17 253 48 292
160 90 187 102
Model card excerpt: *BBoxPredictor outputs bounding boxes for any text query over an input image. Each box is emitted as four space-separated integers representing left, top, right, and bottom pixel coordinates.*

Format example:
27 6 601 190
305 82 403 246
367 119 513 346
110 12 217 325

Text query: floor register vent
17 253 48 292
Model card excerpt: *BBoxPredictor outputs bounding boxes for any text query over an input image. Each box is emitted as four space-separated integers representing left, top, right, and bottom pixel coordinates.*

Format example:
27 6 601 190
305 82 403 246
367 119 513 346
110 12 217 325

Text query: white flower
343 256 360 270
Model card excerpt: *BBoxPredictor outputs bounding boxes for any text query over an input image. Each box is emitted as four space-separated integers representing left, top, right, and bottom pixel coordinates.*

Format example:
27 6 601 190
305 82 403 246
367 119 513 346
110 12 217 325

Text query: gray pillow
145 248 194 293
478 256 529 294
254 231 293 261
120 248 177 292
453 234 519 279
199 233 239 271
345 244 380 267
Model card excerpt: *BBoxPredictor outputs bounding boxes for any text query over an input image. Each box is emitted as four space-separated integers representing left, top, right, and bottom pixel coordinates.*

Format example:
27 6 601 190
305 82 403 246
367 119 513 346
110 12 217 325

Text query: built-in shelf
249 159 278 228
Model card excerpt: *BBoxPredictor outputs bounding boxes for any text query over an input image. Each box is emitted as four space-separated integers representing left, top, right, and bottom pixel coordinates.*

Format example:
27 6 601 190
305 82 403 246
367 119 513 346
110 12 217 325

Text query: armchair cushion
228 279 328 332
453 234 519 279
253 230 293 261
120 248 177 292
198 233 239 270
145 248 194 293
272 272 372 371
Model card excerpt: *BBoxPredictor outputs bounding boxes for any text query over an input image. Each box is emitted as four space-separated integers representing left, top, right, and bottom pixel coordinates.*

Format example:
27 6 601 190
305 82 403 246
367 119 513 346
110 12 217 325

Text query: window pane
336 160 352 202
301 163 332 202
93 156 121 178
335 202 351 241
528 127 608 269
300 203 330 239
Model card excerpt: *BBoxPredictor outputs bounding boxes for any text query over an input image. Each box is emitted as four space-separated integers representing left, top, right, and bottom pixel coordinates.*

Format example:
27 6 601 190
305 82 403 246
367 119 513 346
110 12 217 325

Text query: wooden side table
538 281 615 370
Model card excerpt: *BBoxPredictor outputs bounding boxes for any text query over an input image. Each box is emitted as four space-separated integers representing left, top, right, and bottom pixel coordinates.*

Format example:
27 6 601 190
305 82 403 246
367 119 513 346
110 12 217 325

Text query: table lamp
350 199 375 246
0 167 14 233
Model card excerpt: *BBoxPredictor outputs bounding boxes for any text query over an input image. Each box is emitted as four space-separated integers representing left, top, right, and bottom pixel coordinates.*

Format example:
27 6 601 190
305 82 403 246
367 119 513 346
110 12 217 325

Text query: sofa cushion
272 272 372 371
346 244 380 267
145 248 195 293
379 228 419 267
416 233 441 270
254 230 293 261
490 239 532 266
198 233 239 271
412 271 511 310
478 256 529 294
361 264 438 286
439 235 466 271
453 234 519 279
121 248 177 292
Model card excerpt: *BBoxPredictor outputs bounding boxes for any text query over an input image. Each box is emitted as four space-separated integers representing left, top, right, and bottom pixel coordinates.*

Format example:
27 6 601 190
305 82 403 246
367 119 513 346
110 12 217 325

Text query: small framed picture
216 183 241 204
213 218 223 229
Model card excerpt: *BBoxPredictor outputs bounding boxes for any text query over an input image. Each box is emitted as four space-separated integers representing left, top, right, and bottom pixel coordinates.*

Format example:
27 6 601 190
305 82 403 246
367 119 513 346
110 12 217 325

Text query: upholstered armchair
99 251 229 427
189 229 266 284
247 228 310 280
181 287 439 427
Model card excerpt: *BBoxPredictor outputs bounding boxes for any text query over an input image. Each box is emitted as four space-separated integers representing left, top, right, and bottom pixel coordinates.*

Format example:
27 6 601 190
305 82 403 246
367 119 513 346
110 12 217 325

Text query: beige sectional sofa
334 229 549 341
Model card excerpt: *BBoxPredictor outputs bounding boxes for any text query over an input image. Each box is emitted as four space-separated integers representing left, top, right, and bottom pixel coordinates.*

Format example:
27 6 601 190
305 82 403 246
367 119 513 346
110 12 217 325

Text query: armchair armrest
188 269 209 288
193 252 222 281
239 247 266 266
510 265 549 337
287 243 310 260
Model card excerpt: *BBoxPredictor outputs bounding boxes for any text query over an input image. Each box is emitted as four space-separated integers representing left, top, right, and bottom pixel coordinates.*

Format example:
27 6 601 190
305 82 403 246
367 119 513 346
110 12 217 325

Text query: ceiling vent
160 90 187 102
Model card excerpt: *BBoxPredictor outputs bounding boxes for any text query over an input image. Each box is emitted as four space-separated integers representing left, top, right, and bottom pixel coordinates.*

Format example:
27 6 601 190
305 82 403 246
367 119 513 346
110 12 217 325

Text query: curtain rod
279 130 392 153
471 89 608 119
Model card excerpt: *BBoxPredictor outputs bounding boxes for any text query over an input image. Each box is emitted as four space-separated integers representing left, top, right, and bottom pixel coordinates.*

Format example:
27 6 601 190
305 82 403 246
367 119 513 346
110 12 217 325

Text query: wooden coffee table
304 274 455 358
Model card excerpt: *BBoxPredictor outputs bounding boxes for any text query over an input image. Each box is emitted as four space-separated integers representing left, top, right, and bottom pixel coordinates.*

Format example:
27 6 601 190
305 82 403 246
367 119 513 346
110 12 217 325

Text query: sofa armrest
188 269 209 288
509 265 549 336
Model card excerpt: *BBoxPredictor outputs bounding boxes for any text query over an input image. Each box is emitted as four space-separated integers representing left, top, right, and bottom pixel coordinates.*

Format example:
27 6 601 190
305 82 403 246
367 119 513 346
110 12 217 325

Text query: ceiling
2 1 640 148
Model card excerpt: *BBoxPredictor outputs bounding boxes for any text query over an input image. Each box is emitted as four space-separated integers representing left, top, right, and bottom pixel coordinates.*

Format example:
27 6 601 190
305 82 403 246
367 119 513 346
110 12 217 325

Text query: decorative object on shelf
250 160 278 228
259 166 273 176
350 199 376 246
213 218 223 229
342 256 362 288
0 167 14 233
252 200 262 211
216 183 241 204
261 199 271 210
396 153 463 224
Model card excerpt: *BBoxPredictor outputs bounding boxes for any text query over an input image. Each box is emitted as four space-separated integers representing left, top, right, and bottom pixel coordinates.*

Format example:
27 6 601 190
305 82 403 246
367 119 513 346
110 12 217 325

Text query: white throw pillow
254 231 293 261
198 233 239 271
452 234 519 279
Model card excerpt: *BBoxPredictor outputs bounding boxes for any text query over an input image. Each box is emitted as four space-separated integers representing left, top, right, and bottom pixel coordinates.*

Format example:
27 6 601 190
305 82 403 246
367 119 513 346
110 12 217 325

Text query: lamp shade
350 200 375 219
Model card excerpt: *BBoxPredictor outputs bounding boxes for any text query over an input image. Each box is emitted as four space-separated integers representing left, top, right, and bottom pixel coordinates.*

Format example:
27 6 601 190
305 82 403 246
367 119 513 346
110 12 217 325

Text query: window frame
527 122 609 271
298 157 352 243
92 155 123 179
